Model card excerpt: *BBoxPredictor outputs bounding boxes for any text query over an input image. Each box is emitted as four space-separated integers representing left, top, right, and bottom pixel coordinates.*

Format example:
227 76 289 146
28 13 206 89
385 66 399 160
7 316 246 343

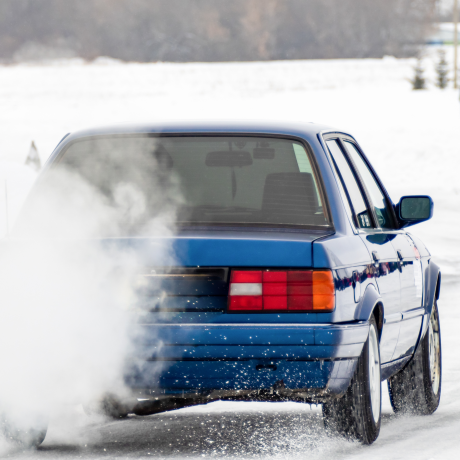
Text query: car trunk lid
122 230 332 313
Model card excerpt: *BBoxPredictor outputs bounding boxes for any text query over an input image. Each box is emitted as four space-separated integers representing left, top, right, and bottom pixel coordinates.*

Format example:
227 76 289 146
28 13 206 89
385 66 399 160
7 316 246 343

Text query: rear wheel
83 393 130 419
0 411 47 448
388 300 441 415
322 314 381 445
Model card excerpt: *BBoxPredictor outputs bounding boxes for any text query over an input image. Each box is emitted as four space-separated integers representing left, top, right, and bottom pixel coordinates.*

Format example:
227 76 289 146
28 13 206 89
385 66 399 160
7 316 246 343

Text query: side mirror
396 195 433 228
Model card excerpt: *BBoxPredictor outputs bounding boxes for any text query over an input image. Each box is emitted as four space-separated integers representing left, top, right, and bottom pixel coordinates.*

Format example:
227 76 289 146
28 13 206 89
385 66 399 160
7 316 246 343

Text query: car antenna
4 180 9 237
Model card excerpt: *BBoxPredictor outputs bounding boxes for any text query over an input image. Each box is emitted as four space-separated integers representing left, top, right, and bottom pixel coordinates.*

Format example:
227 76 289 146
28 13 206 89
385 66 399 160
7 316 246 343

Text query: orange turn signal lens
312 270 335 311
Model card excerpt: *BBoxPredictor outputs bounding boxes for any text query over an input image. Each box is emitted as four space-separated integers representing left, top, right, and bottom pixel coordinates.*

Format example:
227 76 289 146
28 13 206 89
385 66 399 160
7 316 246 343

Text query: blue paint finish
407 232 431 258
354 284 381 322
22 121 440 398
136 344 364 361
101 233 327 268
335 265 375 323
173 236 314 267
135 323 368 348
139 311 340 324
314 323 369 346
137 325 316 346
126 360 338 391
313 233 370 268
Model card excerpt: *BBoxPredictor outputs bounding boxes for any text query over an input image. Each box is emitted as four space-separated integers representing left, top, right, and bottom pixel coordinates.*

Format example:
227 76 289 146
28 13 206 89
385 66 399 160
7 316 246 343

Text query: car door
341 139 424 363
389 232 424 359
325 138 401 363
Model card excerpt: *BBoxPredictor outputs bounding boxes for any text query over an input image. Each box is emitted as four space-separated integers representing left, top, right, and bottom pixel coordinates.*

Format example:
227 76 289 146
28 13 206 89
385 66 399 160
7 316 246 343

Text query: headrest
152 144 174 170
262 172 319 222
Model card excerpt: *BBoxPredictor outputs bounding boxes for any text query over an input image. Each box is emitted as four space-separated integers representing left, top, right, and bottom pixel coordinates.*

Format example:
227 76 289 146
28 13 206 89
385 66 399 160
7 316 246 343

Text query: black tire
388 300 441 415
83 393 130 419
100 394 130 419
322 314 381 445
0 412 48 448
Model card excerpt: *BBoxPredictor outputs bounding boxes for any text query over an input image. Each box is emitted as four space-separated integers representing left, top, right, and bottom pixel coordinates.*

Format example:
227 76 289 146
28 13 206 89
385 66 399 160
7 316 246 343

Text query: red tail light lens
228 269 335 312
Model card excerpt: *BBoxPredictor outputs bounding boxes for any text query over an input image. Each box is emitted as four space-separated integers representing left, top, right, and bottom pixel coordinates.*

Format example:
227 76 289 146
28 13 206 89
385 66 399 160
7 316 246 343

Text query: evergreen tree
411 56 426 90
435 49 449 89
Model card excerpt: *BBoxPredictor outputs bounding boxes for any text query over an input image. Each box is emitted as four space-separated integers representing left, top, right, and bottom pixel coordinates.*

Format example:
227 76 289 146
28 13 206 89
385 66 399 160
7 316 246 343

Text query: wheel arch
372 302 384 339
355 283 384 337
419 260 441 343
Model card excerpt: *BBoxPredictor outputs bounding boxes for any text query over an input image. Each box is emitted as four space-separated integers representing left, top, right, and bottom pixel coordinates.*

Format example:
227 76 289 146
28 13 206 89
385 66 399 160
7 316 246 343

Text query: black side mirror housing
396 195 433 228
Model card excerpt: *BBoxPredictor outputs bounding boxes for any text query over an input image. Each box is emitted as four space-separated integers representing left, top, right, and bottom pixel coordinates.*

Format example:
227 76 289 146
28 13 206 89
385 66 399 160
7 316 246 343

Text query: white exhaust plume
0 139 183 450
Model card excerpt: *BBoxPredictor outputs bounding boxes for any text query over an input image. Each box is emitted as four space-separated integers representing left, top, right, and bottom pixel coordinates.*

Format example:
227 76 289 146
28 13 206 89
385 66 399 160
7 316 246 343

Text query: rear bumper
126 322 369 397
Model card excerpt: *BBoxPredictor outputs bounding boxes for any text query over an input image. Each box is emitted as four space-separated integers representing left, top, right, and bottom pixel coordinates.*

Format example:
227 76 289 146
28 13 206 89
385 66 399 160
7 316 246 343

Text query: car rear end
21 128 369 408
127 256 368 403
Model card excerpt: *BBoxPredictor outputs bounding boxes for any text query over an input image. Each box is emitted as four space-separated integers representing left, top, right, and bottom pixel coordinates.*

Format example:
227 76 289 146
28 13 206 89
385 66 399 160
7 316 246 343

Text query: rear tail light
228 269 335 312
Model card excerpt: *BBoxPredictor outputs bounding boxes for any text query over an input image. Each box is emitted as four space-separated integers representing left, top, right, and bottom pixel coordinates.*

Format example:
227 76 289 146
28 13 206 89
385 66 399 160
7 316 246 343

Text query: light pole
455 0 459 89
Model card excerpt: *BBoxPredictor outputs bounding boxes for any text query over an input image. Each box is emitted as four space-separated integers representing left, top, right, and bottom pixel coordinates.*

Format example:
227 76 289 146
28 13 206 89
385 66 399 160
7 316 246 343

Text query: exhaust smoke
0 137 183 450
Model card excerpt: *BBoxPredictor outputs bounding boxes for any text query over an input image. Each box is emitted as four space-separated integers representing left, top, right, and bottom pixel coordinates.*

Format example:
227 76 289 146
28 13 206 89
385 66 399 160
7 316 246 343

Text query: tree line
0 0 438 62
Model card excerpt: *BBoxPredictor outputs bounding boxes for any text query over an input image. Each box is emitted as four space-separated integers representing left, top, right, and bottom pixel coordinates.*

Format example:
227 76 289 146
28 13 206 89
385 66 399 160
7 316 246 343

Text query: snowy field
0 48 459 458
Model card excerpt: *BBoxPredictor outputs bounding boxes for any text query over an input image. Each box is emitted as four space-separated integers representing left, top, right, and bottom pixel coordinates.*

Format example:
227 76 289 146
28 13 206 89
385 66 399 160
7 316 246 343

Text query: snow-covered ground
0 48 459 458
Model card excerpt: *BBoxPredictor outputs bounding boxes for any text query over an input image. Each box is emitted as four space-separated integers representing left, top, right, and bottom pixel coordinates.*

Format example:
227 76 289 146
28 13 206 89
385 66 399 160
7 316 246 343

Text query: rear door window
343 141 395 229
326 140 372 229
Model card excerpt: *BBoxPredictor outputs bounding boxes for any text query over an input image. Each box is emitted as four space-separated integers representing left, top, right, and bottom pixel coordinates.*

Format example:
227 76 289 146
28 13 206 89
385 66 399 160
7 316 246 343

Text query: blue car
9 122 441 446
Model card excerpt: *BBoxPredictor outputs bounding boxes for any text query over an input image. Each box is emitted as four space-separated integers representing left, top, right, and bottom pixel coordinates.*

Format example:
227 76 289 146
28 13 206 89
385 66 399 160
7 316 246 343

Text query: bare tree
0 0 438 62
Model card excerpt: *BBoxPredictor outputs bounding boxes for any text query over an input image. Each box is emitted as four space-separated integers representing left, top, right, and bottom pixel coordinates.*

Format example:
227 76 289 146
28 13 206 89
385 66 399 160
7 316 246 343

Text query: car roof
61 120 343 144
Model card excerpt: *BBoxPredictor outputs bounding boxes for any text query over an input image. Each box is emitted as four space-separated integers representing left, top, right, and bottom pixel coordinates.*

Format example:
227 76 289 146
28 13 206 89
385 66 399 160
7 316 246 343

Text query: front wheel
322 314 381 445
388 300 441 415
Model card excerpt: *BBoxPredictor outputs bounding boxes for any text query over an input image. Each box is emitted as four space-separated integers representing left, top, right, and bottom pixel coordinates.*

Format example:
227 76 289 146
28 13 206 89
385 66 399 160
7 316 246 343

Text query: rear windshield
20 135 332 235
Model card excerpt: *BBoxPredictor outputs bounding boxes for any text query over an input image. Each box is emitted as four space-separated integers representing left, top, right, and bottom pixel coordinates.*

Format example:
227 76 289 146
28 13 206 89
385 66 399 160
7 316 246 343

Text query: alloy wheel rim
368 325 381 423
428 306 441 395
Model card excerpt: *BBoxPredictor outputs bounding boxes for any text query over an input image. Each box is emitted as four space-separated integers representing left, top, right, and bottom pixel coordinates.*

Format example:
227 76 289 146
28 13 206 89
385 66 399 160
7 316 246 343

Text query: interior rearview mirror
205 151 253 167
397 195 433 227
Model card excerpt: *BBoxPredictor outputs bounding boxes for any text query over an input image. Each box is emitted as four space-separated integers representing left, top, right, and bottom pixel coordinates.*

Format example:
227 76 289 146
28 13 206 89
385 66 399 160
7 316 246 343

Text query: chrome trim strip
402 307 425 321
384 313 402 324
139 322 367 328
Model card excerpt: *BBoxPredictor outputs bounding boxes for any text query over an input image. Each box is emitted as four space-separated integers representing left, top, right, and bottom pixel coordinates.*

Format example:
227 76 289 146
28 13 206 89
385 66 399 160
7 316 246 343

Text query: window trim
48 132 335 232
339 137 398 230
323 132 399 231
326 141 361 229
323 134 377 229
336 138 379 228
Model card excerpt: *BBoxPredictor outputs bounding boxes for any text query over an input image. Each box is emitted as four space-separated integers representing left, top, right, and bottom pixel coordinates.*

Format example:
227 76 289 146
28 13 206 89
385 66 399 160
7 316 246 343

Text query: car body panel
20 121 439 400
106 233 325 268
126 359 358 395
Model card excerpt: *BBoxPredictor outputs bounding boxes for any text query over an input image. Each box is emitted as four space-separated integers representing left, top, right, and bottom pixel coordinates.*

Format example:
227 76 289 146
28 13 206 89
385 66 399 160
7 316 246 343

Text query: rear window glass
21 136 332 235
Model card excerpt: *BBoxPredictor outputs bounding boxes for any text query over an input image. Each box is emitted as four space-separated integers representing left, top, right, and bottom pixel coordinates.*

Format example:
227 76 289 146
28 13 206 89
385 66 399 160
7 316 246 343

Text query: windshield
18 135 331 236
